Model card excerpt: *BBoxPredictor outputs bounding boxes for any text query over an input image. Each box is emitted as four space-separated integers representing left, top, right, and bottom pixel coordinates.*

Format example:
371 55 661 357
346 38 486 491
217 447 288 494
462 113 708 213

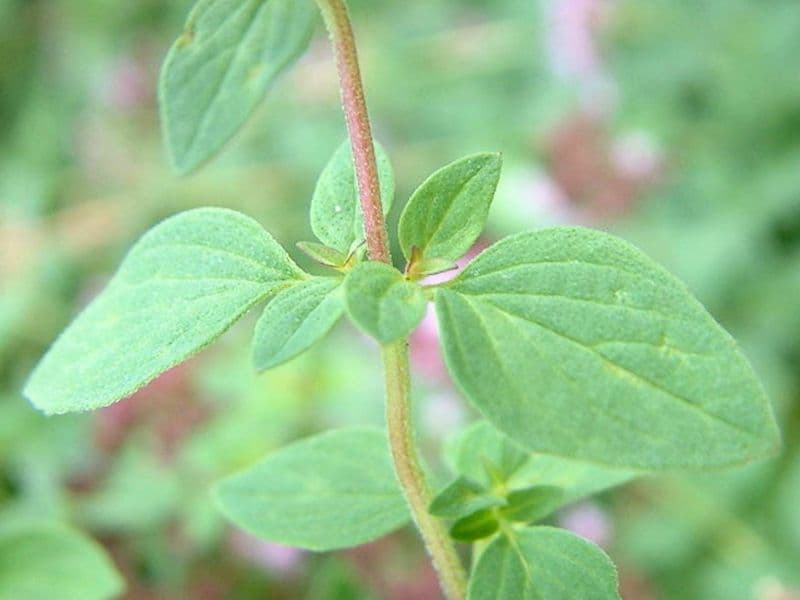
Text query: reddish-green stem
315 0 391 264
314 2 468 598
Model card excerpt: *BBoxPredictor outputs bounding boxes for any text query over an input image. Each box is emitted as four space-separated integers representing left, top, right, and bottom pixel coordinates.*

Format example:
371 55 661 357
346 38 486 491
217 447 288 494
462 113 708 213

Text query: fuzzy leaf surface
25 208 302 414
310 140 394 253
398 153 501 262
0 523 124 600
429 477 504 520
450 509 499 542
160 0 316 173
437 228 779 468
344 262 427 343
253 276 344 370
468 527 620 600
499 486 564 524
214 428 409 551
448 421 634 505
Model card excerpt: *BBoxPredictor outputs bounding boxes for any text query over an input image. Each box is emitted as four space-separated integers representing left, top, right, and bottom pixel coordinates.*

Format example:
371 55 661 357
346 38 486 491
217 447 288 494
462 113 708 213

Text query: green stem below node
383 340 468 600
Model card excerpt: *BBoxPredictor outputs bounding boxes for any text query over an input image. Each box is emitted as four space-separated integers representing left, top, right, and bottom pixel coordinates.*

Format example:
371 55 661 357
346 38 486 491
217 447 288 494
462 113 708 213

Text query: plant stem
314 0 391 264
315 2 467 597
383 340 468 600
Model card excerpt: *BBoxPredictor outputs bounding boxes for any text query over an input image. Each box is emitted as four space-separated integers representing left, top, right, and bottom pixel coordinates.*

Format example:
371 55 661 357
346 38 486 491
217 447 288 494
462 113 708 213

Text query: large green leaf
24 208 303 414
159 0 317 173
448 421 635 504
310 140 395 253
437 228 779 468
253 276 344 370
214 428 409 551
468 527 620 600
0 523 124 600
344 262 427 343
398 153 501 263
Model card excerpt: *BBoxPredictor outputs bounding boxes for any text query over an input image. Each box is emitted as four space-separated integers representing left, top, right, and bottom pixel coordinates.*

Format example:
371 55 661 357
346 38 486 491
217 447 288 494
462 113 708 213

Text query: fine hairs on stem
315 0 468 597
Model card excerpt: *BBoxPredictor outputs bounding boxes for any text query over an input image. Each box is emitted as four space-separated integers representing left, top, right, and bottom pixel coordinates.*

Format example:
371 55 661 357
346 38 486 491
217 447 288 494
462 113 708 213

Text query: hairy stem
315 0 391 264
315 2 467 597
383 340 468 600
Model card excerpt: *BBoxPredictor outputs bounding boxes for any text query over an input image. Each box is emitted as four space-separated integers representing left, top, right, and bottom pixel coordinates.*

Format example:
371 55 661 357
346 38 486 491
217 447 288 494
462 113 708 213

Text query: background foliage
1 0 799 598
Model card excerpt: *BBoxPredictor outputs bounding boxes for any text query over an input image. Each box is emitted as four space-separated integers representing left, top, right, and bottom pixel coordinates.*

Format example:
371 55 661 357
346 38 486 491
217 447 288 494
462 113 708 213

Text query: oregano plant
23 0 780 598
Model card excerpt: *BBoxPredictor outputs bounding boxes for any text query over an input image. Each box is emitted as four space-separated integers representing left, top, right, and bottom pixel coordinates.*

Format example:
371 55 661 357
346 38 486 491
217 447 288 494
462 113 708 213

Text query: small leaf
448 421 634 505
214 428 409 551
344 262 427 343
437 227 780 468
499 486 564 524
253 276 344 370
297 241 350 268
398 153 501 262
24 208 303 414
450 509 499 542
468 527 620 600
159 0 317 173
0 523 125 600
429 477 504 520
310 140 395 253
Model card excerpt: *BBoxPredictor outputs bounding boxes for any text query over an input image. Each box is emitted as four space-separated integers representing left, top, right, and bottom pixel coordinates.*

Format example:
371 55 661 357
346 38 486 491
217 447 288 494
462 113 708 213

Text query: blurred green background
1 0 799 598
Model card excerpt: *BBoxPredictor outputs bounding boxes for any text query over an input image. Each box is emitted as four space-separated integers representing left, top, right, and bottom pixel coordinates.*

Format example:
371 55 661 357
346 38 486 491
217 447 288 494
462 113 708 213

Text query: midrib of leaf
421 167 481 254
470 289 696 330
454 257 665 291
60 285 276 368
182 0 268 159
474 294 758 439
135 240 302 279
449 292 679 447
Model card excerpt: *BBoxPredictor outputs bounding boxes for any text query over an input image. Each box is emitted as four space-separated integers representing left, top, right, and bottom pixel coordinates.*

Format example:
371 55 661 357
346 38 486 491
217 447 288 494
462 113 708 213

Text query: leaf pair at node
430 421 627 598
432 420 634 541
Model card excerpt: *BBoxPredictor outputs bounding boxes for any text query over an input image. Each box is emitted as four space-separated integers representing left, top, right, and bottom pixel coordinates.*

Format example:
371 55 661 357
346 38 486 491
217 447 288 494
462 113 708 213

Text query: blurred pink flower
546 0 616 113
558 502 613 548
229 530 305 574
101 57 152 112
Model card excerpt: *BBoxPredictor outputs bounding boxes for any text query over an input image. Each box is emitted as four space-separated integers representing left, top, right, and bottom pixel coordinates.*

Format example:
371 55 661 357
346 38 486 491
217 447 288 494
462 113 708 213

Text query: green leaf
310 140 395 253
448 421 634 505
0 523 124 600
450 509 499 542
297 241 350 268
344 262 427 343
429 476 505 520
468 527 620 600
253 276 344 370
398 153 501 262
159 0 317 174
437 228 780 468
214 427 409 551
499 486 564 524
24 208 303 414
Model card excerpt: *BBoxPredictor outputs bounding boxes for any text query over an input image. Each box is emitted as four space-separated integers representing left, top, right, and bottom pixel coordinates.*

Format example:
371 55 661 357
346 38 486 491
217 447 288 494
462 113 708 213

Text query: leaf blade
437 227 779 468
310 140 395 253
253 276 344 370
214 428 410 551
468 527 620 600
0 523 125 600
398 153 501 262
24 208 302 414
159 0 316 173
344 262 427 343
